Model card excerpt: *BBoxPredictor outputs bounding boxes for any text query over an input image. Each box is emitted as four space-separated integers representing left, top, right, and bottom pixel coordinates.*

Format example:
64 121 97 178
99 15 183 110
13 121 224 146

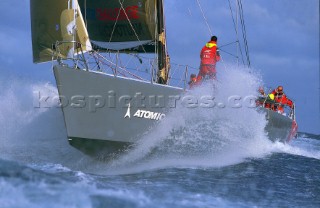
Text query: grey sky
0 0 319 134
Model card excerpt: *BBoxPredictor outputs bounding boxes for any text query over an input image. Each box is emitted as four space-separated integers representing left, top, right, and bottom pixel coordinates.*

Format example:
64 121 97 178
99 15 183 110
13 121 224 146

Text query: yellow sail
30 0 91 63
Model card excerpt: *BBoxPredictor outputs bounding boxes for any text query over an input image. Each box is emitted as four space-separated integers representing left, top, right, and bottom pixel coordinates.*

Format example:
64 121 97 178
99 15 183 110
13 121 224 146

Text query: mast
71 0 76 60
156 0 170 84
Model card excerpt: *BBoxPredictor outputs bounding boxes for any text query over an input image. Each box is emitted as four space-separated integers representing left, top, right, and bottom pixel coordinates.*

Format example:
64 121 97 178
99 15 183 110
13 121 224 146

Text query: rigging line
94 52 145 80
171 63 198 70
109 0 123 43
118 0 147 53
238 0 251 67
219 41 238 48
228 0 245 66
169 65 183 78
228 0 238 35
239 0 250 66
237 40 245 66
93 52 115 74
92 55 101 71
239 0 249 51
196 0 213 36
219 53 228 71
219 48 238 58
220 41 245 65
118 61 146 80
237 0 247 65
84 0 87 28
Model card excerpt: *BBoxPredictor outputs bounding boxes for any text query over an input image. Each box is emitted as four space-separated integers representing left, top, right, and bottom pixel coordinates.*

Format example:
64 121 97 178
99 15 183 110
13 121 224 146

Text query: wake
270 137 320 160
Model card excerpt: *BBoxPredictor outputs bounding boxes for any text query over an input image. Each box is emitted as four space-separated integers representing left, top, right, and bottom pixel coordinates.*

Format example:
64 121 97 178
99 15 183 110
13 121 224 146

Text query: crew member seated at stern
257 86 294 115
269 86 293 114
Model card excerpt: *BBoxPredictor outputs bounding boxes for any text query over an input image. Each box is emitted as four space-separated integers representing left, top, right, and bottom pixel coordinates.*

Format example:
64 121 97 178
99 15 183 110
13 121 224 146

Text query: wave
0 71 87 165
270 137 320 160
0 158 151 208
1 65 317 175
93 65 274 174
298 132 320 140
0 65 273 174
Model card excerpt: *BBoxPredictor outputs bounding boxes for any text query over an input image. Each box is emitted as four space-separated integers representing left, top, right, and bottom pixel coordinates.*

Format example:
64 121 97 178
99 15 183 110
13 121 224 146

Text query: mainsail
77 0 156 52
77 0 170 84
30 0 170 84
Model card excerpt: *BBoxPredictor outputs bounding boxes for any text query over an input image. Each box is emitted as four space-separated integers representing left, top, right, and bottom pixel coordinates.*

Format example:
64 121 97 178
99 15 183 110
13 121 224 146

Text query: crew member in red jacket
188 74 197 89
197 36 221 82
270 86 293 113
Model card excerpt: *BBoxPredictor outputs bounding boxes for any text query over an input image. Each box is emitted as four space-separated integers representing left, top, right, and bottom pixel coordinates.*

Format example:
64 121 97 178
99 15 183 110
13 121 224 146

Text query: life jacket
273 92 287 104
271 90 293 109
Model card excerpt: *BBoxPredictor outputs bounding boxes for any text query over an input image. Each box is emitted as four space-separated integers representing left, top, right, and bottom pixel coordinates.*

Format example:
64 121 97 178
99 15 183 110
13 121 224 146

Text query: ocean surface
1 67 319 207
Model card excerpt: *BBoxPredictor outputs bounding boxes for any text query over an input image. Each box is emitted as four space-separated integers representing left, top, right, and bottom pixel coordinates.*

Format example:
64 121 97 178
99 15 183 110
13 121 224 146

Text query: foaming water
1 66 319 207
0 65 271 173
1 65 318 176
0 159 151 208
270 137 320 160
95 66 273 174
0 71 86 165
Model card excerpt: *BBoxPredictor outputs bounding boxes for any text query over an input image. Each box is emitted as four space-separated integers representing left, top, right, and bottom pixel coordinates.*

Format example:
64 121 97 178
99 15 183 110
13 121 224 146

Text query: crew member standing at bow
197 36 221 82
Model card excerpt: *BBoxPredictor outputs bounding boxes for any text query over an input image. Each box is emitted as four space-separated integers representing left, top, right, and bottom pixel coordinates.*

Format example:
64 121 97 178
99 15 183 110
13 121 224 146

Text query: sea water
0 66 319 208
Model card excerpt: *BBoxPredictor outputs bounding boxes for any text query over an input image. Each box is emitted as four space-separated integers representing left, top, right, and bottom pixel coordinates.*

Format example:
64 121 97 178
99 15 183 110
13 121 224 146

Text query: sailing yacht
30 0 297 156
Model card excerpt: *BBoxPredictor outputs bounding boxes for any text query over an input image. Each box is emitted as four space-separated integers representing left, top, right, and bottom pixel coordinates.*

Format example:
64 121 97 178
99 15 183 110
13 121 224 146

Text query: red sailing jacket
271 90 293 108
200 41 221 65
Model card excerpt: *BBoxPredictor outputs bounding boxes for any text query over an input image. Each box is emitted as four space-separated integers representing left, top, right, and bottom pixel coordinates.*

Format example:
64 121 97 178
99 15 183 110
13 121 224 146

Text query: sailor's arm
286 98 294 108
216 47 221 62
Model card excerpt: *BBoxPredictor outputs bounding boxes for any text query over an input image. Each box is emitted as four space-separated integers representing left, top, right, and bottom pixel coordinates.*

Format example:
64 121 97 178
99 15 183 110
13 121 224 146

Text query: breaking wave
0 70 85 165
1 65 318 175
271 137 320 160
96 66 274 174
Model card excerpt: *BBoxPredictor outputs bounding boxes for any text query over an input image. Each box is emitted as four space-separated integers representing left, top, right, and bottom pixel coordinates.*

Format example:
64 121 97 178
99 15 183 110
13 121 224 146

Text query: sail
156 0 169 84
77 0 157 53
31 0 170 84
30 0 91 63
